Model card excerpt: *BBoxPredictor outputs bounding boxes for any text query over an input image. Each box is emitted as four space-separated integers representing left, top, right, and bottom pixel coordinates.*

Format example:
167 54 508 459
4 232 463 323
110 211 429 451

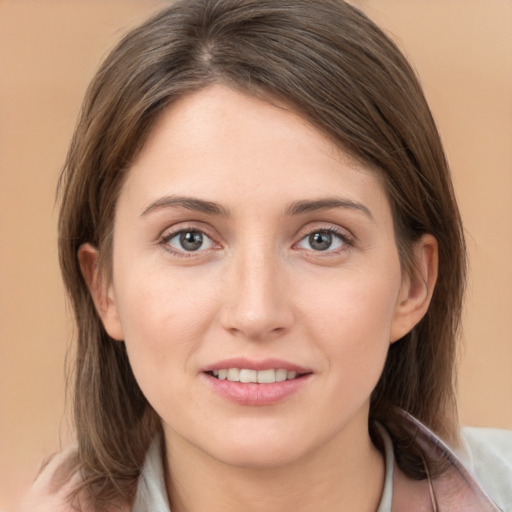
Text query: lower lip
203 373 312 406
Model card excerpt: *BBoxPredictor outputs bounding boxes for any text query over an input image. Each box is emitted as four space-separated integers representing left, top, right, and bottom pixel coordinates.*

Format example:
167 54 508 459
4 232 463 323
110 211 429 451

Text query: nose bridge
222 240 292 339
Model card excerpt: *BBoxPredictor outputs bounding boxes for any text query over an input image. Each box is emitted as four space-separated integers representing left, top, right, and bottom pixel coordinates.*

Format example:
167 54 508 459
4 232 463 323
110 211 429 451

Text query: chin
212 443 303 470
199 427 316 470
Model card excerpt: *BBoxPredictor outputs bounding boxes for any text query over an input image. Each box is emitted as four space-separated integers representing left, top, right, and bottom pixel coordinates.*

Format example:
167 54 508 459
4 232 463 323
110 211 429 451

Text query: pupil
180 231 203 251
309 232 332 251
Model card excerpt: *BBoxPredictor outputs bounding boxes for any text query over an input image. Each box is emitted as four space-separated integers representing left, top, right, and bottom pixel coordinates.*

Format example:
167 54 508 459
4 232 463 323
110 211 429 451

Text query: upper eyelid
294 223 354 242
158 222 218 241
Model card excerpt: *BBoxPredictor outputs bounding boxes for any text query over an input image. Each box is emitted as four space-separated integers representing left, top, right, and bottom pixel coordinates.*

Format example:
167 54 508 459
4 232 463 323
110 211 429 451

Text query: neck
164 416 385 512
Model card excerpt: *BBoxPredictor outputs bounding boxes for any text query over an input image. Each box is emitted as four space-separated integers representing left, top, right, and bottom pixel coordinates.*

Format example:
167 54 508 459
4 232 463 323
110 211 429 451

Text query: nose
220 246 294 341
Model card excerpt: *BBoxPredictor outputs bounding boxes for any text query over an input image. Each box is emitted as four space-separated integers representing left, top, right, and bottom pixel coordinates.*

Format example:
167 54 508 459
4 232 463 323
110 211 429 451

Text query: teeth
257 369 275 383
239 369 258 383
227 368 240 381
213 368 301 383
275 369 287 382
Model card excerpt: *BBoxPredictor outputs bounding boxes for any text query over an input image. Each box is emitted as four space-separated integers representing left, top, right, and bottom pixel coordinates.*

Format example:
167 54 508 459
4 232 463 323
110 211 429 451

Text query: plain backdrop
1 1 511 509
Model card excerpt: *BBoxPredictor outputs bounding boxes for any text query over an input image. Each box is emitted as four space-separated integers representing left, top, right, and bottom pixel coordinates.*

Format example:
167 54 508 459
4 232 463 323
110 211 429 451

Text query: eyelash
158 225 354 257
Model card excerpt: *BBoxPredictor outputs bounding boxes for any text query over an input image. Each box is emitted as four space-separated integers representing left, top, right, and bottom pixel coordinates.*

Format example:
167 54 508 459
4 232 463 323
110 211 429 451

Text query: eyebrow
140 194 374 221
140 195 230 217
285 197 374 221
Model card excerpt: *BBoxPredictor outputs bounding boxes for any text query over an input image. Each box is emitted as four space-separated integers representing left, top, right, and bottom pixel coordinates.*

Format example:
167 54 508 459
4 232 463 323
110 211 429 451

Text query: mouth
206 368 308 383
202 358 313 405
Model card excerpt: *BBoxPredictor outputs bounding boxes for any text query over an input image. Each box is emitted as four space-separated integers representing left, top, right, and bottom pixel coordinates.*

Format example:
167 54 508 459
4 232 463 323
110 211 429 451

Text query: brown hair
58 0 466 508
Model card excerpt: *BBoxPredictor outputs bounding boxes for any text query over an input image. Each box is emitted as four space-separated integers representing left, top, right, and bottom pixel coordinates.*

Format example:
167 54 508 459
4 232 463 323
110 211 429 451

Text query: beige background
0 1 511 509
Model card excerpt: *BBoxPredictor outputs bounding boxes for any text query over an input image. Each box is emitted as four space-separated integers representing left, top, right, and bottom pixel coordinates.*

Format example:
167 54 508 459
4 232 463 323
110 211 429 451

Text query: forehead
119 84 389 219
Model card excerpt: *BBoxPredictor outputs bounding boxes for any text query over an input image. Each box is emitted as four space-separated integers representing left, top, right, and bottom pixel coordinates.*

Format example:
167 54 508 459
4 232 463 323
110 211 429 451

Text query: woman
23 0 511 510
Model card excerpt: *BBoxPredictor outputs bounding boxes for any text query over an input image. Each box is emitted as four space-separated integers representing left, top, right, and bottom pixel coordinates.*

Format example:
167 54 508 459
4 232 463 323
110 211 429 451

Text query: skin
80 85 437 512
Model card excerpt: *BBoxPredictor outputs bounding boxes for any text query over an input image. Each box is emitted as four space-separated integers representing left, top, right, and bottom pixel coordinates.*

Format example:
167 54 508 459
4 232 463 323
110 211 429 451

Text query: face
82 85 435 470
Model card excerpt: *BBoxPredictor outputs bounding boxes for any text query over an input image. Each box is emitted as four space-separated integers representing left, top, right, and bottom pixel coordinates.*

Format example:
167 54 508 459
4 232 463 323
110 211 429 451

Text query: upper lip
202 357 312 374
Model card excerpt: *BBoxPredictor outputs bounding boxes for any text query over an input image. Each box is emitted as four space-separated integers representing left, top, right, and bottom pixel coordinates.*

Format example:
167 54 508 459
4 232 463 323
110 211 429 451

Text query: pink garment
21 412 506 511
394 411 503 511
19 445 129 512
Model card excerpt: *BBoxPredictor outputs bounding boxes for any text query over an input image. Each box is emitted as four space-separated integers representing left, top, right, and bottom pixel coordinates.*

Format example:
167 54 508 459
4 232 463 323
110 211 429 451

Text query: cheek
111 269 225 426
299 265 400 386
111 263 220 384
303 265 400 339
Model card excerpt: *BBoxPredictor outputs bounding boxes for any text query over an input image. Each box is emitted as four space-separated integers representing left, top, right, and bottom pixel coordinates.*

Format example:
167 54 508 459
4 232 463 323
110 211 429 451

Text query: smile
209 368 301 383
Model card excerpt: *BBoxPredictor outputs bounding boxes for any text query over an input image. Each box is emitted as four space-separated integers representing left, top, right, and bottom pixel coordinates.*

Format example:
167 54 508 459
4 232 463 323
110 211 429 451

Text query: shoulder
20 445 83 512
458 426 512 509
395 410 511 509
21 445 133 512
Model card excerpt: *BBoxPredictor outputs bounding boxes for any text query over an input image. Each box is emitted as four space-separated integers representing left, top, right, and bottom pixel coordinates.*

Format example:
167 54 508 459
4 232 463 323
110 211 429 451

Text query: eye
296 229 346 252
165 229 214 252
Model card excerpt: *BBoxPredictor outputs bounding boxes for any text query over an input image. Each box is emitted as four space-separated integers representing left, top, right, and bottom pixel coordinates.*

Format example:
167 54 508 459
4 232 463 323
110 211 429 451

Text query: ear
77 243 124 341
390 234 438 343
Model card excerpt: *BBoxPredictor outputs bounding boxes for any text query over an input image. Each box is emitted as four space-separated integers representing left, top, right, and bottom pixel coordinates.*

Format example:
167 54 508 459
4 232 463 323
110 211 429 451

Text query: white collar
132 436 171 512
